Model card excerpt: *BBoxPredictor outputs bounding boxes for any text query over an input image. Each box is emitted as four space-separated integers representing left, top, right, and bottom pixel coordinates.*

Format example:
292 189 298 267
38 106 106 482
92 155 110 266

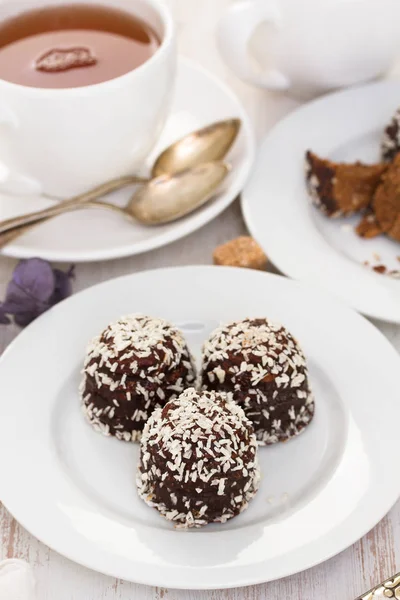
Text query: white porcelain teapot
217 0 400 97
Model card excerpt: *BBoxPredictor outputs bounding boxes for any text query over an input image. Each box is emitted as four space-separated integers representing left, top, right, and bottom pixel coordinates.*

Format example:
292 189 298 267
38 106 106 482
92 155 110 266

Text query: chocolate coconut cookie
80 314 196 442
382 107 400 162
305 151 386 217
137 388 260 528
201 318 315 445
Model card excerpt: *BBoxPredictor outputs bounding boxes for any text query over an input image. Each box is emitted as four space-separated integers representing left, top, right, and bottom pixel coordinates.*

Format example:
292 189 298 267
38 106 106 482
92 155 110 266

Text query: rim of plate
241 80 400 324
1 266 400 589
2 57 255 263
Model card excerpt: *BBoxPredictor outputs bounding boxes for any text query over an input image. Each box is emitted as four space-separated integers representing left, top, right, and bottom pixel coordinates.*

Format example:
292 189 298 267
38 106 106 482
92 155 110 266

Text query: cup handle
0 105 42 196
217 0 290 91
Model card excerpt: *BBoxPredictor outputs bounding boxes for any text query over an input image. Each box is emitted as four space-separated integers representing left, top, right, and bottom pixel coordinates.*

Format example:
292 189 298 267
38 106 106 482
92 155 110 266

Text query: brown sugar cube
213 236 267 270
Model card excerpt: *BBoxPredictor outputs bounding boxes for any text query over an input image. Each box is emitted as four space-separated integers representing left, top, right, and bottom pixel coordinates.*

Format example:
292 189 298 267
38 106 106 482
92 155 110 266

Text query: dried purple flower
51 266 75 305
0 303 10 325
1 258 74 327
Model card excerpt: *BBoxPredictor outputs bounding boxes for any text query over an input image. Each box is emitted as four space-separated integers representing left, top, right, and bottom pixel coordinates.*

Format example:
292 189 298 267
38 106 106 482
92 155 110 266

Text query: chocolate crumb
364 261 400 278
373 265 387 274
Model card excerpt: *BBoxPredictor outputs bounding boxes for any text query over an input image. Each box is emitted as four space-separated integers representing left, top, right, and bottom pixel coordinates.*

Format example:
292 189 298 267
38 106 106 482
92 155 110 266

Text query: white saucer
0 58 255 262
1 266 400 589
242 81 400 323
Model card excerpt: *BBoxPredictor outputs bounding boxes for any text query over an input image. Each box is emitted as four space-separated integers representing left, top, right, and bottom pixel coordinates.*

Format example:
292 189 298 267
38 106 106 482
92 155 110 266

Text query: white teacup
217 0 400 98
0 0 176 198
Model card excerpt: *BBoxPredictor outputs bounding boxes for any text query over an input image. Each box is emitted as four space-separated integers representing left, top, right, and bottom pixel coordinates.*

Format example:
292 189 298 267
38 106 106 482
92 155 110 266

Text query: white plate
0 58 255 262
1 266 400 589
242 81 400 323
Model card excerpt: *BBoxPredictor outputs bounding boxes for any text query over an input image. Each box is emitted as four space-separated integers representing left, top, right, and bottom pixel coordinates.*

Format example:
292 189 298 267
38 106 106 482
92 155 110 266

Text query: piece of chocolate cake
137 388 260 528
382 107 400 162
371 153 400 242
305 151 386 217
80 314 196 442
201 318 315 446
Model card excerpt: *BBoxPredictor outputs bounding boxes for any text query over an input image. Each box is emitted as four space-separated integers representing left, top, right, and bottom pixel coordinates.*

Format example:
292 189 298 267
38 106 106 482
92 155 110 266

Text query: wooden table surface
1 1 400 598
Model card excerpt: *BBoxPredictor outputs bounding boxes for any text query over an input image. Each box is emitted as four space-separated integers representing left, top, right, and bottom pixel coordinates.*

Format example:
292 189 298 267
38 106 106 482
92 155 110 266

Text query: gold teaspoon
0 162 229 248
0 119 240 246
151 118 240 178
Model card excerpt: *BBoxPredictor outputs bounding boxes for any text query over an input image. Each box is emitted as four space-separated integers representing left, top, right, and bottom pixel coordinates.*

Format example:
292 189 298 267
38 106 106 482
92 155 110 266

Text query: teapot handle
217 0 290 91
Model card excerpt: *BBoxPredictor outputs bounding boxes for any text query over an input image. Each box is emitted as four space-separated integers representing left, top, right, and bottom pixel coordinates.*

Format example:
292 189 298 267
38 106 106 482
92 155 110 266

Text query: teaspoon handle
0 200 130 249
356 572 400 599
0 174 145 235
0 224 37 249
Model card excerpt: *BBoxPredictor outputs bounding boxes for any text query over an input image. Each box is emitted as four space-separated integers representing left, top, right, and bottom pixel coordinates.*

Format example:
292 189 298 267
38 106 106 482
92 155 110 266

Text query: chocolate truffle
80 314 196 442
305 150 386 217
137 388 260 528
382 107 400 162
201 318 315 445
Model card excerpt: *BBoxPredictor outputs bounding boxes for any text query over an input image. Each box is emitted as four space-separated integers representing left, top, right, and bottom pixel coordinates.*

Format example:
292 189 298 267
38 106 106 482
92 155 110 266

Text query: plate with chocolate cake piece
1 266 400 589
242 80 400 323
